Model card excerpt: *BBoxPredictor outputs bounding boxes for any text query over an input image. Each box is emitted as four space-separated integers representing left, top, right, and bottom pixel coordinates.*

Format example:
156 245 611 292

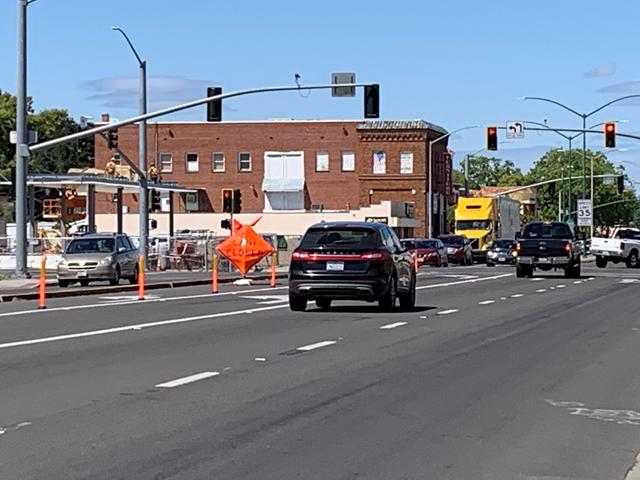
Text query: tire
626 250 639 269
486 262 495 267
595 256 608 269
129 265 139 285
444 262 449 268
379 275 397 311
574 261 581 278
80 280 89 287
109 267 120 286
516 264 532 278
316 299 332 310
564 263 574 278
399 274 416 309
289 294 307 312
58 280 69 288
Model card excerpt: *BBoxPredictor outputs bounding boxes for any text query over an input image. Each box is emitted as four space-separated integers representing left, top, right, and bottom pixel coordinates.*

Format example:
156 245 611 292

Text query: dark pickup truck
515 221 582 278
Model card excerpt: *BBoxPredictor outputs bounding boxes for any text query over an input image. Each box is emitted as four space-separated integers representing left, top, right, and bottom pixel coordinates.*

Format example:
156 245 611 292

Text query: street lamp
427 125 480 238
112 26 149 269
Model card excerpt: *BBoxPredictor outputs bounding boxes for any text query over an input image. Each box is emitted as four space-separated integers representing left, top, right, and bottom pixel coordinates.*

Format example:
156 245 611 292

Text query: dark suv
288 221 416 312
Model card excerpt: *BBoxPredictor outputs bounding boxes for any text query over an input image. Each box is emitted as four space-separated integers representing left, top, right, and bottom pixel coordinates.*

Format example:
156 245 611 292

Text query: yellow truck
454 196 520 261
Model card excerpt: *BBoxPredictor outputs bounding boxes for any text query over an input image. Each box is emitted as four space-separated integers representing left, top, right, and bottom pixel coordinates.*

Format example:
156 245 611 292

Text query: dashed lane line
478 300 495 305
417 273 511 290
380 322 408 330
536 289 547 293
437 309 459 315
510 294 524 298
155 371 220 388
296 340 337 351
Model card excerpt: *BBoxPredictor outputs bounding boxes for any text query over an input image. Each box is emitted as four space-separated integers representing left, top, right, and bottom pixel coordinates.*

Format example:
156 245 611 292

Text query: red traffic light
604 123 616 148
606 124 614 132
489 128 496 134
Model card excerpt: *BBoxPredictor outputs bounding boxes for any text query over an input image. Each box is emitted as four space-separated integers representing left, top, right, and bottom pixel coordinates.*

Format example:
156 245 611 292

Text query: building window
373 151 386 174
316 151 329 172
263 151 305 211
185 153 198 172
341 151 355 171
239 152 251 171
159 153 172 172
185 192 198 212
400 151 413 174
212 153 225 172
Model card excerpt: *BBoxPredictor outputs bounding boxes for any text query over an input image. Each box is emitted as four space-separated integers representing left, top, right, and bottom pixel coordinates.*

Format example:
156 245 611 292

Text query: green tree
460 155 525 190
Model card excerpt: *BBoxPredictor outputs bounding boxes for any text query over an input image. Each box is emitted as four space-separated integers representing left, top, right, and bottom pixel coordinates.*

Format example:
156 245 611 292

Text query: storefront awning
261 178 305 192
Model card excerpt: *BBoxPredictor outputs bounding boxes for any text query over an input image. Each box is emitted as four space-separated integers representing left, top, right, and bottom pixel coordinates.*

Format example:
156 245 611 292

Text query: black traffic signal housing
221 219 231 230
604 122 616 148
222 188 234 213
617 175 625 195
207 87 222 122
150 190 161 212
107 129 118 149
150 219 158 230
78 136 88 151
486 126 498 151
548 181 555 197
364 84 380 119
233 188 242 213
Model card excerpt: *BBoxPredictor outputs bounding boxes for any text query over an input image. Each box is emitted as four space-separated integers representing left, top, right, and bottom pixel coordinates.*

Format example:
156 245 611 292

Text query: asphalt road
1 263 640 479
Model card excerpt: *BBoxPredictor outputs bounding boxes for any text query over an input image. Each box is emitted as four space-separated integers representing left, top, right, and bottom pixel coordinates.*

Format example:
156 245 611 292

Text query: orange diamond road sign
216 218 274 276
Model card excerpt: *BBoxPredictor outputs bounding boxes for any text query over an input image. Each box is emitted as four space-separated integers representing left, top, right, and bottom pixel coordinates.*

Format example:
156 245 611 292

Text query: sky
1 0 640 184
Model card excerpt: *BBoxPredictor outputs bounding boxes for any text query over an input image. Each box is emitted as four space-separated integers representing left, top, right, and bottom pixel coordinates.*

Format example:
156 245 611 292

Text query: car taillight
361 251 385 260
291 251 309 260
515 243 521 253
565 243 571 253
621 242 625 250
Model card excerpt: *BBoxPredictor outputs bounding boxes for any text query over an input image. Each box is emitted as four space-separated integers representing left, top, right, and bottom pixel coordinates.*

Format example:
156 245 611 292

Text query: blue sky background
1 0 640 183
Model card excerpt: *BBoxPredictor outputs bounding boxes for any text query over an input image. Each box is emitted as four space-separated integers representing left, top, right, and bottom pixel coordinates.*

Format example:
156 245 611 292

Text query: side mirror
118 247 127 253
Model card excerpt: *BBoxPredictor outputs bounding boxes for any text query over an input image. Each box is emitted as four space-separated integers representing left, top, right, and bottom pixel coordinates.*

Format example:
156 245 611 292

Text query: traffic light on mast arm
222 188 234 213
617 175 625 195
486 126 498 151
604 122 616 148
207 87 222 122
364 84 380 118
233 189 242 213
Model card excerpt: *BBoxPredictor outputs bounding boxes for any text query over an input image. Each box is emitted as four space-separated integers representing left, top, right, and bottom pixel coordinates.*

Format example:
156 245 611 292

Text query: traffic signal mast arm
492 174 625 197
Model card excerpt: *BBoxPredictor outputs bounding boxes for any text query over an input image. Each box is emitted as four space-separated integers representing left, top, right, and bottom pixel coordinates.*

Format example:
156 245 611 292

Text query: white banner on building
373 151 386 174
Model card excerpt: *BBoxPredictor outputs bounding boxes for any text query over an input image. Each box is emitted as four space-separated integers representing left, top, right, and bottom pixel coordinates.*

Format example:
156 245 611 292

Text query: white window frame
316 151 329 172
185 152 199 172
158 152 172 173
400 151 413 174
239 152 252 172
341 151 355 172
212 152 225 172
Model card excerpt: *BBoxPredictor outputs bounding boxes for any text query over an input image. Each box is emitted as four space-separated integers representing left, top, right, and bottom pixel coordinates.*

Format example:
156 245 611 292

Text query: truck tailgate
590 237 623 253
519 239 568 257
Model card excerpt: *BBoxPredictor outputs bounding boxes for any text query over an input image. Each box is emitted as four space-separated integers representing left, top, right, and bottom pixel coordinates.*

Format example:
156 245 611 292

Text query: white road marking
557 285 566 288
510 294 524 298
0 285 289 319
587 277 595 281
437 309 458 315
530 278 544 282
0 304 289 350
478 300 495 305
380 322 408 330
240 294 289 304
625 453 640 480
535 289 547 293
155 371 220 388
297 340 337 351
574 281 583 284
255 357 266 362
417 273 511 290
100 294 160 302
620 279 640 284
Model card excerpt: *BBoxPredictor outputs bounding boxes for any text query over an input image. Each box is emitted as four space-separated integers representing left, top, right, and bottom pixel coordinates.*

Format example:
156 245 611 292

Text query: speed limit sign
577 199 592 226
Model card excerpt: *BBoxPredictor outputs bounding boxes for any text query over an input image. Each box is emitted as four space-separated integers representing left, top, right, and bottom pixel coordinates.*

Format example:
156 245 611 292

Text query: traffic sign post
577 199 592 227
506 121 524 139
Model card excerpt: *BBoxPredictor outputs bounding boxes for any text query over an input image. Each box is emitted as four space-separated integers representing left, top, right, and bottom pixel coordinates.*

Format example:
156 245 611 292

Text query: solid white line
155 371 220 388
536 289 547 293
478 300 495 305
510 294 524 298
0 285 289 319
380 322 408 330
297 340 337 351
416 273 511 290
437 309 458 315
0 304 288 350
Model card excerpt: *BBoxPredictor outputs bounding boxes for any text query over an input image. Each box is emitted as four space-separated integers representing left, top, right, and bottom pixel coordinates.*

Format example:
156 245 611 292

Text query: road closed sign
577 199 592 227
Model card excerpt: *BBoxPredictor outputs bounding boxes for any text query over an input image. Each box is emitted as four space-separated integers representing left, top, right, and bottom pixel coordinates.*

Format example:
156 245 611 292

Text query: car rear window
416 240 439 249
522 224 572 238
299 228 379 250
491 240 516 249
66 238 115 254
439 237 463 245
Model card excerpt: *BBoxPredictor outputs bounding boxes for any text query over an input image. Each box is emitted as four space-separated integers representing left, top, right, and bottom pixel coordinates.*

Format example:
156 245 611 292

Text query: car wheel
444 261 449 268
595 256 608 269
516 264 531 278
58 280 69 288
289 294 307 312
109 266 120 286
379 275 397 311
564 263 574 278
626 250 639 269
129 265 139 285
399 274 416 309
486 262 495 267
316 299 332 310
80 280 90 287
574 261 581 278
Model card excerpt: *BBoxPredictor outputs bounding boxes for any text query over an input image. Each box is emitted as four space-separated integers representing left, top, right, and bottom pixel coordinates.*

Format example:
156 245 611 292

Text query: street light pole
112 27 148 269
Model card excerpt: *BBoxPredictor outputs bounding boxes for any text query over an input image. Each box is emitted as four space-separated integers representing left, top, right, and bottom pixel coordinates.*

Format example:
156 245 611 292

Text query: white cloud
82 75 222 112
596 80 640 95
585 62 616 78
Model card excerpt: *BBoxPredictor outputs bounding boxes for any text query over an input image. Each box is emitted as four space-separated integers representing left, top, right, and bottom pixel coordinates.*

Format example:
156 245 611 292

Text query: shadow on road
307 305 437 314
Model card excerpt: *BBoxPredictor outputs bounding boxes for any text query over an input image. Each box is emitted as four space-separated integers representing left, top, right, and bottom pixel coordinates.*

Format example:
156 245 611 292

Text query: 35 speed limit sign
577 199 592 226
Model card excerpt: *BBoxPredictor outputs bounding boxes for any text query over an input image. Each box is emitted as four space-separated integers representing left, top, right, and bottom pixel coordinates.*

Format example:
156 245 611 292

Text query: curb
0 273 289 303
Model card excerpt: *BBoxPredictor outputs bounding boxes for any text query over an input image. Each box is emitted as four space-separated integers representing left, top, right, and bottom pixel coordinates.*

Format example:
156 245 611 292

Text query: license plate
498 257 506 262
538 258 549 263
76 270 88 277
326 262 344 271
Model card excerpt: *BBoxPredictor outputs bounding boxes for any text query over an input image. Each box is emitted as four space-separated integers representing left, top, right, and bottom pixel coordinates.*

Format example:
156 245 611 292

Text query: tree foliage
460 155 525 190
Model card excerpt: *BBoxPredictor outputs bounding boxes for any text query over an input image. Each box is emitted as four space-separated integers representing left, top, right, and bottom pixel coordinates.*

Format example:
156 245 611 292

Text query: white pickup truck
590 227 640 268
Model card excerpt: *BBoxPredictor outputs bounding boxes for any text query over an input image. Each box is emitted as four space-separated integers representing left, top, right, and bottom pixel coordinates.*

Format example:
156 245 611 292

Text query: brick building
94 116 453 237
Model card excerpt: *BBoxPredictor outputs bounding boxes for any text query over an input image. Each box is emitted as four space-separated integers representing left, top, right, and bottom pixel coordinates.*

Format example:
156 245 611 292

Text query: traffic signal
486 126 498 151
150 190 161 212
364 84 380 119
150 219 158 230
548 181 555 197
222 188 234 213
207 87 222 122
617 175 625 194
107 129 118 149
604 122 616 148
221 219 231 230
233 188 242 213
78 136 88 151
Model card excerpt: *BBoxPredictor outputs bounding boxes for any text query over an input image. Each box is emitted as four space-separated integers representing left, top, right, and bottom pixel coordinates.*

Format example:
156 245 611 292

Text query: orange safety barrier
270 253 276 287
414 251 419 273
212 254 219 294
38 256 47 310
138 255 145 300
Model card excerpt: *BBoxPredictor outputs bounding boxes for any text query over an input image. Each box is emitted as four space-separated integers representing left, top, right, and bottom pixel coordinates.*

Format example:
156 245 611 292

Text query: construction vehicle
454 196 520 261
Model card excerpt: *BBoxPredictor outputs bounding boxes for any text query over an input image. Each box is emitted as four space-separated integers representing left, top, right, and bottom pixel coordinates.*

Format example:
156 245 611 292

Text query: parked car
400 238 448 268
437 234 474 265
485 238 518 266
56 233 140 287
288 221 416 312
